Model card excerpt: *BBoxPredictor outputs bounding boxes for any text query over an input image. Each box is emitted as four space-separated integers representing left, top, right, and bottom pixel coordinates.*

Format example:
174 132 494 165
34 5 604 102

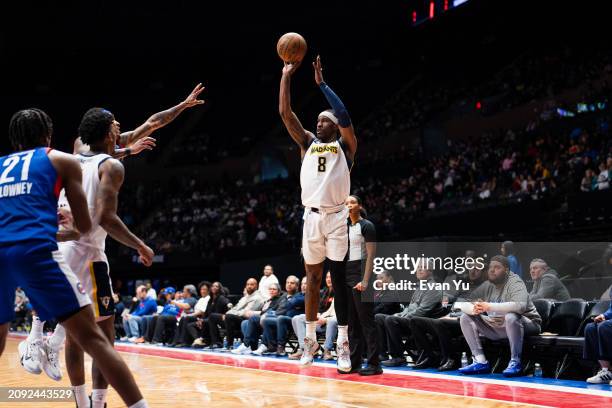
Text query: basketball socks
306 321 316 340
91 389 108 408
128 399 149 408
47 324 65 350
73 384 89 408
474 354 487 364
337 325 348 342
28 316 44 343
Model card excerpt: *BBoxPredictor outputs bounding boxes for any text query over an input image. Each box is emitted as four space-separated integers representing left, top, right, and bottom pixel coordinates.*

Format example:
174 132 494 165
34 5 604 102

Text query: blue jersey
0 147 61 250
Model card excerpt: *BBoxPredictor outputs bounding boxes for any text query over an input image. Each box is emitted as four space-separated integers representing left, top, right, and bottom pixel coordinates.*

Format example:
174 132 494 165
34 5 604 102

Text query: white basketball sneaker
41 339 62 381
336 339 352 373
18 339 43 375
299 337 320 367
587 368 612 384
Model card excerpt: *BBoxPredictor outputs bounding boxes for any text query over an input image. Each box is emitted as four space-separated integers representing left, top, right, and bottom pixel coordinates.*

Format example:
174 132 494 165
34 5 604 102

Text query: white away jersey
57 153 111 253
300 139 351 209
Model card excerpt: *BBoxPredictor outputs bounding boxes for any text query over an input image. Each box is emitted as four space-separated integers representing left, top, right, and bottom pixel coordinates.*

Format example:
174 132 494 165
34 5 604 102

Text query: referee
342 195 381 376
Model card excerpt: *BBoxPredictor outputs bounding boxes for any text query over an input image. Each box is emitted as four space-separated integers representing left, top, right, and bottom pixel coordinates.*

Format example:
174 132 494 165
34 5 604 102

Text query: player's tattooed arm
112 137 157 160
96 159 155 266
118 83 205 147
279 61 314 154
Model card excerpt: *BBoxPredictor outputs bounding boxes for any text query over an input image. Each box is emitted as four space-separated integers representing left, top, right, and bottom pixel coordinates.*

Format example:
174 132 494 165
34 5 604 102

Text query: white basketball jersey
300 139 351 209
58 153 111 254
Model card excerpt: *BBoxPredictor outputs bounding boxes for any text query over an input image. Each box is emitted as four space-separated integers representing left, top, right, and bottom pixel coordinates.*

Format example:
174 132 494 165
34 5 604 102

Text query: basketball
277 32 307 63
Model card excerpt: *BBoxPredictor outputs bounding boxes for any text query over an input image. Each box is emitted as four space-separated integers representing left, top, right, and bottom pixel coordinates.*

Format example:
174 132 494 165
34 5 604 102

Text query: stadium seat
532 298 556 332
527 299 589 378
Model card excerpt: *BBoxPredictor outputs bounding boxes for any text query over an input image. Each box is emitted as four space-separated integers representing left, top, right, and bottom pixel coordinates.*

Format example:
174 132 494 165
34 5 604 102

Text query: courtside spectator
290 272 337 360
169 281 211 347
409 265 486 371
190 281 230 347
232 283 283 355
144 287 179 345
584 286 612 384
258 264 279 300
458 255 541 377
258 275 304 356
208 278 263 349
528 259 571 301
121 285 157 342
379 267 445 367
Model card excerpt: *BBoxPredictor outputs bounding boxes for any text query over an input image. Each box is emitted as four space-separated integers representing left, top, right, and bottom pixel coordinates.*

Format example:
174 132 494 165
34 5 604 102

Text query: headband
318 111 339 125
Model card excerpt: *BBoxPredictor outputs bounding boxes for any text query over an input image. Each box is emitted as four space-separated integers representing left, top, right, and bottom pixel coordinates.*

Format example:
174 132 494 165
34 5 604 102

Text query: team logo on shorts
76 282 86 294
100 296 111 309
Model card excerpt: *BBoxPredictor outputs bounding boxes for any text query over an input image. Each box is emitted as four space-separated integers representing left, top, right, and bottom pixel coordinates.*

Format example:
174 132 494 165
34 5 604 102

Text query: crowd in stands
12 253 612 382
115 88 611 256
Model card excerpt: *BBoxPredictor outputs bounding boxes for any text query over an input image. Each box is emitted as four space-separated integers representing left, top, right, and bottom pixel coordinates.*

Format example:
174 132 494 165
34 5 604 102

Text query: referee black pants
348 287 379 367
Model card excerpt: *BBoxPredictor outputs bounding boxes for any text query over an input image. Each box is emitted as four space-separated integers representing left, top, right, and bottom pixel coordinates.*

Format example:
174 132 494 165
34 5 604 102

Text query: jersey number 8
317 157 326 173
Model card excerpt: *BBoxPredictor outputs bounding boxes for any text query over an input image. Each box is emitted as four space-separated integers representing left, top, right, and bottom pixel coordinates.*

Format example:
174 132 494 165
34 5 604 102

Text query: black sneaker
337 367 360 374
381 357 406 367
359 365 383 376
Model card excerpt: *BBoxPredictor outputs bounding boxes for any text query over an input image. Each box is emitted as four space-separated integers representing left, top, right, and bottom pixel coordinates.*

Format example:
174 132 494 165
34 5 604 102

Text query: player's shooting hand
282 60 301 76
129 137 156 155
138 244 155 267
313 55 324 85
182 83 206 108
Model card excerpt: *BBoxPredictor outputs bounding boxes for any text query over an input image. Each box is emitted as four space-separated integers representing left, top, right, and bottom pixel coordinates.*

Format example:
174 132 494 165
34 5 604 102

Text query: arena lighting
409 0 474 26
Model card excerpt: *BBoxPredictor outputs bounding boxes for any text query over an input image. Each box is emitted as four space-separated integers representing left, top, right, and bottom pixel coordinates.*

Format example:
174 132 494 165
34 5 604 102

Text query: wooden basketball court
2 336 612 407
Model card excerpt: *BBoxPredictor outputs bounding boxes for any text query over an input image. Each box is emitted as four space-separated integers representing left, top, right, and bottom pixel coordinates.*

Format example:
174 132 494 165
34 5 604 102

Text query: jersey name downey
300 139 350 209
0 148 60 248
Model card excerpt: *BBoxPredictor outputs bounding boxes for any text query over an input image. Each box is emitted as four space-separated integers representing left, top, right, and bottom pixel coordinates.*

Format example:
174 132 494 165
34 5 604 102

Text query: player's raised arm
279 61 315 155
49 151 92 235
74 136 157 160
118 83 205 147
313 55 357 160
95 158 155 266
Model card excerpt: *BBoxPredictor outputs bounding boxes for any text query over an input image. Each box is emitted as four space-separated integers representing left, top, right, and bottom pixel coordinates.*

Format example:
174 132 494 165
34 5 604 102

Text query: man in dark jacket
410 264 487 370
528 258 571 301
232 283 283 354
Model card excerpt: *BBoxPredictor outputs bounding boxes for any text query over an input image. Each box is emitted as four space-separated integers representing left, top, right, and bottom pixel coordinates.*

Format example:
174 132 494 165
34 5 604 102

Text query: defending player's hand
282 60 301 76
138 244 155 267
129 137 157 156
182 83 206 108
58 207 75 231
313 55 324 85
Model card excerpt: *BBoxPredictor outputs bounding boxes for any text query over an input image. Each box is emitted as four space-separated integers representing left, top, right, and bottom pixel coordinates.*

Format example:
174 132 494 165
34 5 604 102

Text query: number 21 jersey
0 147 61 249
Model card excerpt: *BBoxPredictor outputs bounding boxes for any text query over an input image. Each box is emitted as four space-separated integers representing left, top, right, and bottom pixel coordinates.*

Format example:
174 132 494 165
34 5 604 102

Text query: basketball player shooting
279 55 357 372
